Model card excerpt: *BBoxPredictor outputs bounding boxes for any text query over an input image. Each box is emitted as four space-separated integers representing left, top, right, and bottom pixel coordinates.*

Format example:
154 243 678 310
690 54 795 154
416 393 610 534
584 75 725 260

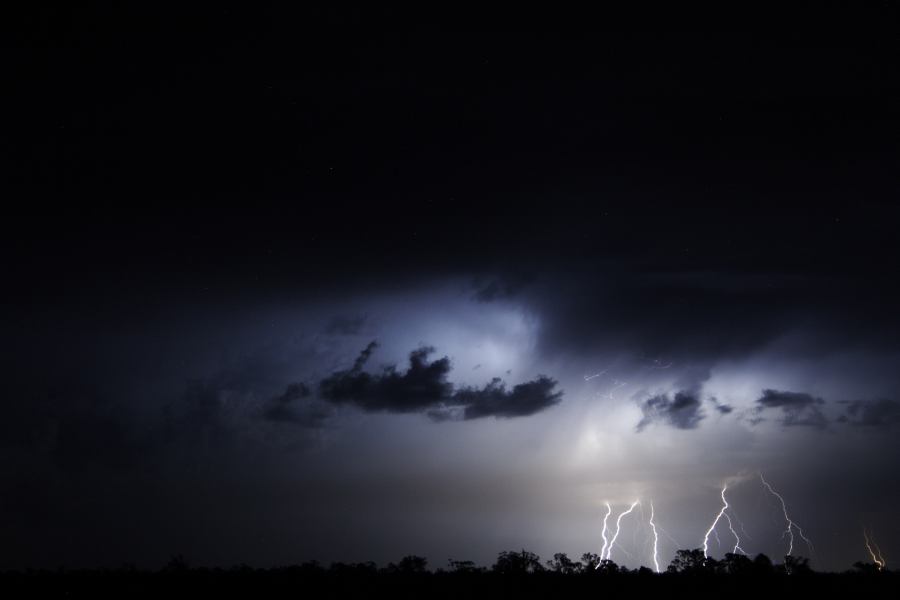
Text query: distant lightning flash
759 473 814 558
584 370 608 381
864 528 886 570
605 500 640 561
599 502 612 562
874 539 887 569
599 380 628 401
649 501 661 573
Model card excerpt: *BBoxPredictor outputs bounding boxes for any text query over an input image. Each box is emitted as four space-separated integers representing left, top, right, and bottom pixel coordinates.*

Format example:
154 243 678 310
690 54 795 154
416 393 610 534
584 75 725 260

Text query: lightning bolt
759 473 814 558
702 483 730 559
605 500 640 561
864 528 886 570
874 539 887 569
648 501 660 573
599 502 612 562
722 511 747 555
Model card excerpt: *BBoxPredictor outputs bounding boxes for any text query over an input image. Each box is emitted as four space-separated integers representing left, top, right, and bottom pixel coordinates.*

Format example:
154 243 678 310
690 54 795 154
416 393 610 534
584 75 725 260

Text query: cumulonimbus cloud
315 341 562 422
636 391 705 432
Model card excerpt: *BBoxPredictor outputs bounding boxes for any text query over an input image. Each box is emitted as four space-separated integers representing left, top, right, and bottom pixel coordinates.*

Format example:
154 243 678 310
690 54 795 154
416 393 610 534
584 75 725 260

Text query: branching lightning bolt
649 501 660 573
599 502 612 562
701 483 746 558
584 370 608 381
702 483 730 558
722 511 747 555
605 500 640 561
759 473 814 558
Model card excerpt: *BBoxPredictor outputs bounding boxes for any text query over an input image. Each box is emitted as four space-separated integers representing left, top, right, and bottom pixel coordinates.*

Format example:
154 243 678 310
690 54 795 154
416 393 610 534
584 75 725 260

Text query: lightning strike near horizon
759 473 814 558
599 502 612 563
648 501 660 573
604 500 640 562
702 483 732 559
864 528 885 570
874 540 887 570
722 511 747 555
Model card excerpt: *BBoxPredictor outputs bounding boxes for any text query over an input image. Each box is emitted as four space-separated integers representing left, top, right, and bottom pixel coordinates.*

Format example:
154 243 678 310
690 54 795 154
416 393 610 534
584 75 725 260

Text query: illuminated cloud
636 391 705 432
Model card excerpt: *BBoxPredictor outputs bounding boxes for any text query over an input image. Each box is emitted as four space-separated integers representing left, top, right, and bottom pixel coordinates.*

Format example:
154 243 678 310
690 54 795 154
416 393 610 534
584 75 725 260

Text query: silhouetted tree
667 549 718 574
164 554 190 573
853 561 884 574
752 553 774 575
595 559 622 575
580 552 601 571
330 561 377 576
296 560 323 575
385 555 428 574
492 550 545 575
779 555 812 576
720 552 754 575
546 553 581 575
448 559 482 574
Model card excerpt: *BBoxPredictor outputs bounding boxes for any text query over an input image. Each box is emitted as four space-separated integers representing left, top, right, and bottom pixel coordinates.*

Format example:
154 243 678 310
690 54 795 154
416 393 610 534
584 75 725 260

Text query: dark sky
5 13 900 571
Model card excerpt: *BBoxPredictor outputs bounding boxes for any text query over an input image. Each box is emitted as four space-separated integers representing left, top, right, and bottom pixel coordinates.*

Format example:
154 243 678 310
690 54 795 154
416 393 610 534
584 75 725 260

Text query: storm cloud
317 342 562 421
319 343 454 413
454 376 563 420
755 389 828 429
7 26 900 573
636 391 705 431
842 398 900 427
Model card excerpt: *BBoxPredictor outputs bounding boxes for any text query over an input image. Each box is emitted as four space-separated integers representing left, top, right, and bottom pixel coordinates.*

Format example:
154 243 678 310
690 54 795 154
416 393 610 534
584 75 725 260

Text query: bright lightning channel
702 483 730 559
599 502 612 562
721 511 747 555
649 501 661 573
605 500 640 561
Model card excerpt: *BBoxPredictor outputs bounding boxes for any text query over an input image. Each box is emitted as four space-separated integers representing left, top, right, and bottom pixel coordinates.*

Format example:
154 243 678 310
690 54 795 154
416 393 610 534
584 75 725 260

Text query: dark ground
2 568 897 599
2 552 897 599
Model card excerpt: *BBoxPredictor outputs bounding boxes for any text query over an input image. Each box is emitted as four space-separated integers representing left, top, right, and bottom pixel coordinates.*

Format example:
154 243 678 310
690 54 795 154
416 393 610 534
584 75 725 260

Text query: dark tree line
0 549 894 599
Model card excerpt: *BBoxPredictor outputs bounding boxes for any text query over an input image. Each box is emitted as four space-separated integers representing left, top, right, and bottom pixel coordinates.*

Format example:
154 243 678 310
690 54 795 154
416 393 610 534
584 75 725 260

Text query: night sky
5 14 900 572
